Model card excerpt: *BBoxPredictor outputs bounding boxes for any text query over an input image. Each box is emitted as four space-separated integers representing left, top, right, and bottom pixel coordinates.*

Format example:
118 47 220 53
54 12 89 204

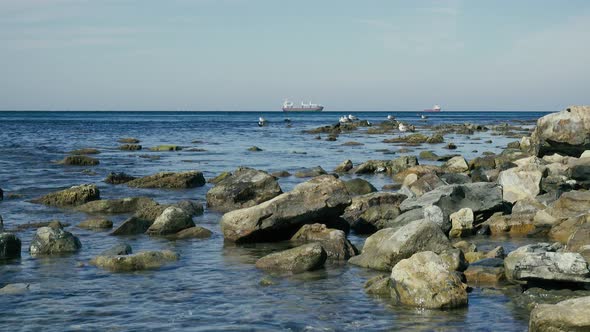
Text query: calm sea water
0 111 548 331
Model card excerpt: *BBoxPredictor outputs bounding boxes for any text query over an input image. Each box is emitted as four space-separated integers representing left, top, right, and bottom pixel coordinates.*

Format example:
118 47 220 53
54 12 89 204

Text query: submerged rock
77 197 156 214
29 226 82 256
104 172 136 184
69 148 100 155
529 296 590 332
126 171 206 189
334 159 353 173
149 145 181 151
31 184 100 207
60 155 99 166
294 166 327 178
255 243 327 274
174 226 212 239
0 233 21 260
290 223 357 260
119 144 142 151
221 175 351 243
206 167 282 212
464 258 505 285
90 250 178 272
175 200 204 217
118 137 140 144
78 218 113 230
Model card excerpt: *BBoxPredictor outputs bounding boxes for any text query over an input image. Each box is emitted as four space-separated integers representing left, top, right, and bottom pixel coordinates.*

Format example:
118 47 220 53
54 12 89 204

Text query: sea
0 111 549 331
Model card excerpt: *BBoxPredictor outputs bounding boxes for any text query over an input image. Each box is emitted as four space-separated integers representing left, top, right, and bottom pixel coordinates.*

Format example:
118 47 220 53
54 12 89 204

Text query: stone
255 243 327 274
443 156 469 173
423 205 445 230
247 146 263 152
348 219 452 271
206 167 282 212
146 206 194 235
529 296 590 332
111 216 153 236
29 226 82 256
545 190 590 220
392 165 441 182
90 250 178 272
294 166 327 178
344 178 377 195
0 233 21 260
566 223 590 254
221 175 351 242
364 275 392 296
449 208 474 238
118 137 140 143
390 251 468 309
498 167 543 203
270 170 291 178
78 218 113 230
354 156 418 175
126 171 206 189
513 197 546 215
464 258 505 285
119 144 142 151
342 192 407 234
69 148 100 155
334 159 353 173
402 173 418 187
100 243 132 256
290 223 357 260
60 155 99 166
485 212 536 236
426 133 445 143
486 246 506 259
410 173 446 196
149 145 181 151
31 184 100 207
439 248 469 272
441 173 472 184
0 283 33 295
175 200 204 216
104 172 136 184
419 150 439 161
469 156 497 170
77 197 157 214
174 226 212 239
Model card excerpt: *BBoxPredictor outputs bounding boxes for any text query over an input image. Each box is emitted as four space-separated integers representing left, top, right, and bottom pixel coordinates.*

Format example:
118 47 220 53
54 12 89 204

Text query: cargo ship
424 104 442 112
282 100 324 112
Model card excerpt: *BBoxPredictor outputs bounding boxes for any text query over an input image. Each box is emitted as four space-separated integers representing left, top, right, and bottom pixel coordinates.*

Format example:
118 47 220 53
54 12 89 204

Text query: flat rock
78 218 113 230
90 250 179 272
529 296 590 332
173 226 212 240
126 171 206 189
31 184 100 207
77 197 157 214
255 243 327 274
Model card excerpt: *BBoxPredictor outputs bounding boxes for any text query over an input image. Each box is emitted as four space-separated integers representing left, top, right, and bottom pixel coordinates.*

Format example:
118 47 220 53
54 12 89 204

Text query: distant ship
282 100 324 112
424 104 442 112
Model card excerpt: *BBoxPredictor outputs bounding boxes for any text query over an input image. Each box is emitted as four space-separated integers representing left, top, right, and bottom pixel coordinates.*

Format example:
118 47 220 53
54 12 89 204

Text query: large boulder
409 173 446 197
90 250 178 272
0 233 21 260
348 219 452 271
255 243 327 274
545 190 590 219
529 296 590 332
390 251 468 309
31 184 100 207
498 167 544 203
126 171 206 189
146 206 194 235
221 175 351 243
77 197 157 214
485 212 536 236
29 226 82 256
290 223 357 260
206 167 282 212
529 106 590 157
342 192 406 234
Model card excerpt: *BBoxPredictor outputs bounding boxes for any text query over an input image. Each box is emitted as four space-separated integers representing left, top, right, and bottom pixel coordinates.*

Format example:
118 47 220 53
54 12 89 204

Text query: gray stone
90 250 178 272
342 192 406 234
255 243 327 274
529 296 590 332
0 233 21 260
146 206 194 236
344 178 377 196
126 171 206 189
29 226 81 256
290 223 357 260
100 243 132 256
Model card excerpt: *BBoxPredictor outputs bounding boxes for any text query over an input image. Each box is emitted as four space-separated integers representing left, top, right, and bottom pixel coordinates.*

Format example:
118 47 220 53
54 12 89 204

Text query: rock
247 146 262 152
174 226 212 239
464 252 487 263
31 184 100 207
449 208 474 238
529 296 590 332
440 173 472 184
104 172 136 184
348 219 452 271
529 105 590 157
342 192 406 234
549 216 584 243
290 223 357 260
119 144 142 151
69 148 100 155
505 243 590 285
364 275 392 296
464 258 505 285
507 141 521 149
513 197 546 215
29 226 82 256
221 175 351 242
427 133 445 143
78 218 113 230
498 167 543 203
453 240 477 253
334 159 353 173
383 133 428 144
208 171 231 184
485 212 536 236
100 243 132 256
60 155 99 166
255 243 327 274
146 206 194 235
547 190 590 219
419 150 439 161
294 166 327 178
445 143 457 150
111 216 153 236
439 248 469 272
392 165 441 182
354 156 418 175
118 137 140 143
0 233 21 260
402 174 418 187
90 250 178 272
126 171 206 189
443 156 469 173
270 170 291 178
469 155 497 170
77 196 157 214
486 246 506 259
0 283 33 295
175 200 204 216
149 145 181 151
566 222 590 256
423 205 445 230
206 167 282 212
344 178 377 195
342 141 363 146
409 173 445 196
390 251 468 309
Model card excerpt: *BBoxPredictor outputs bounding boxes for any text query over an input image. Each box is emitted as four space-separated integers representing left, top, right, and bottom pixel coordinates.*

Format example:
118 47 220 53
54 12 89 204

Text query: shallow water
0 111 547 331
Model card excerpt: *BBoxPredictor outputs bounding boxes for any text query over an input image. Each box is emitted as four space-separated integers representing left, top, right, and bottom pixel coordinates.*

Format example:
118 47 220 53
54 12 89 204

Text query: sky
0 0 589 111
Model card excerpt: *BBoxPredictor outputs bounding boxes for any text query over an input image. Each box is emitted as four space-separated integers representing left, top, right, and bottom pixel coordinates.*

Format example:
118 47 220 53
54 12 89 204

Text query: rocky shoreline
2 107 590 330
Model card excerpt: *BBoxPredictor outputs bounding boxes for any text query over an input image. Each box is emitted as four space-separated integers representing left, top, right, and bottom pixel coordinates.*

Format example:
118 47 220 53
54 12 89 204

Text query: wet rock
78 218 113 230
390 251 468 309
342 192 406 234
255 243 327 274
29 226 81 256
294 166 327 178
334 159 353 173
119 144 142 151
208 171 231 184
383 133 428 144
419 150 439 161
104 172 136 184
344 178 377 195
364 275 392 296
0 233 21 260
354 156 418 175
449 208 474 238
174 226 212 239
90 250 178 272
529 296 590 332
409 173 446 196
118 137 140 143
221 175 351 242
445 143 457 150
464 258 505 285
77 197 156 214
60 155 99 166
126 171 206 189
149 145 181 151
453 240 477 253
290 223 357 260
485 212 536 236
175 200 204 217
69 148 100 155
529 105 590 157
247 146 262 152
100 243 132 256
31 184 100 207
146 206 194 236
443 156 469 173
206 167 282 212
111 216 153 236
342 141 363 146
348 219 452 271
426 133 445 144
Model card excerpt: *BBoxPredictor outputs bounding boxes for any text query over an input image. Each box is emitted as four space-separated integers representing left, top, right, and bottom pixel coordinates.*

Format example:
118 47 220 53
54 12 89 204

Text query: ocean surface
0 111 549 331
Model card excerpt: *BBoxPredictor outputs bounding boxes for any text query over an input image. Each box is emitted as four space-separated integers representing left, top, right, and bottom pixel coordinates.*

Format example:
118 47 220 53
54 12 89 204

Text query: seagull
398 123 408 132
387 115 395 121
339 116 351 123
421 115 428 119
258 117 267 127
348 114 358 121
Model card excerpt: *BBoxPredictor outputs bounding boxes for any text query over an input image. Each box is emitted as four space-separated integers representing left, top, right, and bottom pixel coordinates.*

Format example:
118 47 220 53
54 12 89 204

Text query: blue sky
1 0 589 111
